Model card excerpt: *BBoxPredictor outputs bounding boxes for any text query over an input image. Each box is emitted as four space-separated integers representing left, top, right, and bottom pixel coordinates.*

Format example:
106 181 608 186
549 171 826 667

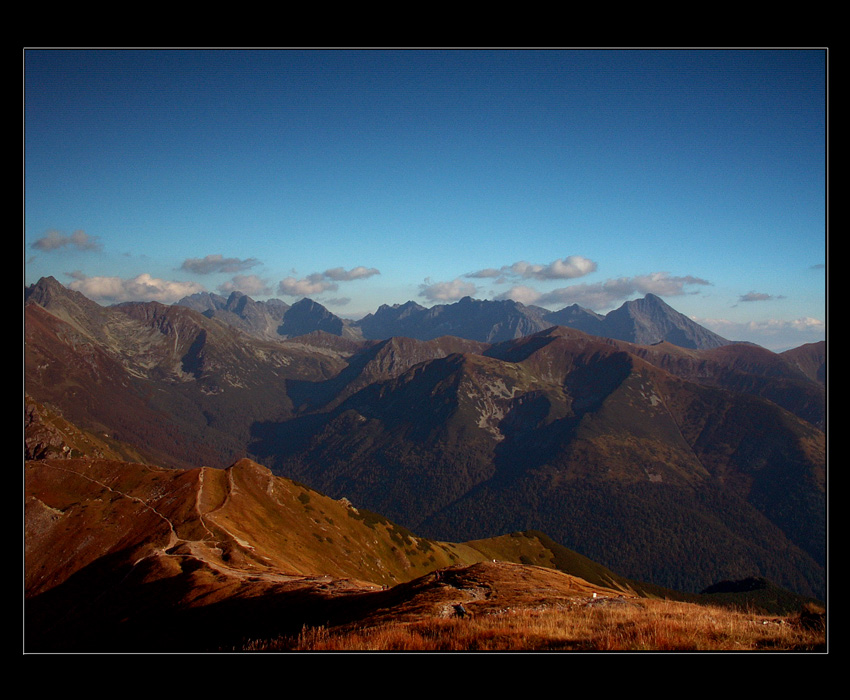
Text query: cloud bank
217 274 273 297
700 315 824 351
181 254 260 275
467 255 597 282
496 272 711 309
279 273 338 297
278 266 380 298
67 272 204 304
738 291 786 303
32 229 101 252
419 277 479 302
324 266 380 281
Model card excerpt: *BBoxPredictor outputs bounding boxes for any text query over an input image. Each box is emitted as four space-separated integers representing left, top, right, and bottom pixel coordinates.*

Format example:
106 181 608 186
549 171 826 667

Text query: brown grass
246 598 826 652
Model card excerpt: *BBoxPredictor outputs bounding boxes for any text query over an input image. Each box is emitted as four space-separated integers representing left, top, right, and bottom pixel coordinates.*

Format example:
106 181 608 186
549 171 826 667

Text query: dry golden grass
249 598 825 652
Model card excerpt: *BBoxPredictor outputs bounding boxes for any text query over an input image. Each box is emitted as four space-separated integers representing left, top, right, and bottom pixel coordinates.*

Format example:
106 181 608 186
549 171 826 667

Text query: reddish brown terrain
25 456 652 652
26 451 825 652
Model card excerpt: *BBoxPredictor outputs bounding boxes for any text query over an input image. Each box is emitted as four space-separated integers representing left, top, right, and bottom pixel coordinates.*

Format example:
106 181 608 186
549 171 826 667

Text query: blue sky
24 48 826 350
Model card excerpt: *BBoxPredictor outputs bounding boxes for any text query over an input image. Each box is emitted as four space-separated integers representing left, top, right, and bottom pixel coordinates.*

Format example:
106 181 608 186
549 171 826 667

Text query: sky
24 48 827 351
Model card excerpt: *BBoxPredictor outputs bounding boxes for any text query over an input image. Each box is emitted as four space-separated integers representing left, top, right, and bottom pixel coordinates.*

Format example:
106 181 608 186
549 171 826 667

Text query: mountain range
24 276 826 613
176 288 733 349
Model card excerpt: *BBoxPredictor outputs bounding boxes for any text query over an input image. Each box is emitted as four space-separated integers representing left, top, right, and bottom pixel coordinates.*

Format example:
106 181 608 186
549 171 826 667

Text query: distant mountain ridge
356 293 731 349
175 288 732 350
355 296 550 344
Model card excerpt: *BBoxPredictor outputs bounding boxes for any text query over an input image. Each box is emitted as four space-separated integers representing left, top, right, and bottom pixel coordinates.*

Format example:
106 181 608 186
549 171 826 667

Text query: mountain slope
26 456 665 652
25 452 822 652
265 333 824 598
780 341 826 385
25 279 351 469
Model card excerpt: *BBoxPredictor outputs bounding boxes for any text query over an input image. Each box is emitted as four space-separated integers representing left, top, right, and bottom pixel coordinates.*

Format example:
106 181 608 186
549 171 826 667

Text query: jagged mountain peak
615 293 678 319
373 300 425 314
289 296 323 310
599 295 729 349
170 284 736 350
175 290 229 314
173 290 292 341
25 275 65 301
224 289 248 309
25 276 102 317
279 297 344 338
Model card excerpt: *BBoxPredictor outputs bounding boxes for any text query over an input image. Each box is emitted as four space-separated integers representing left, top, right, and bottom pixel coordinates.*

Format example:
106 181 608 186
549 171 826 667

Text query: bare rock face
278 297 345 337
24 396 114 461
25 399 70 460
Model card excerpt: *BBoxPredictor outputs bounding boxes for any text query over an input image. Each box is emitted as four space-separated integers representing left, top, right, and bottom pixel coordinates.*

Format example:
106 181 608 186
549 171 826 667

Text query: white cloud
67 273 204 304
217 274 273 297
705 316 825 334
787 317 826 332
278 274 339 297
514 256 598 280
468 256 597 282
181 254 260 274
699 316 825 351
323 266 380 281
465 267 503 279
277 265 380 297
419 277 479 302
631 272 711 296
738 291 786 303
496 272 711 310
32 229 101 252
494 285 543 305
